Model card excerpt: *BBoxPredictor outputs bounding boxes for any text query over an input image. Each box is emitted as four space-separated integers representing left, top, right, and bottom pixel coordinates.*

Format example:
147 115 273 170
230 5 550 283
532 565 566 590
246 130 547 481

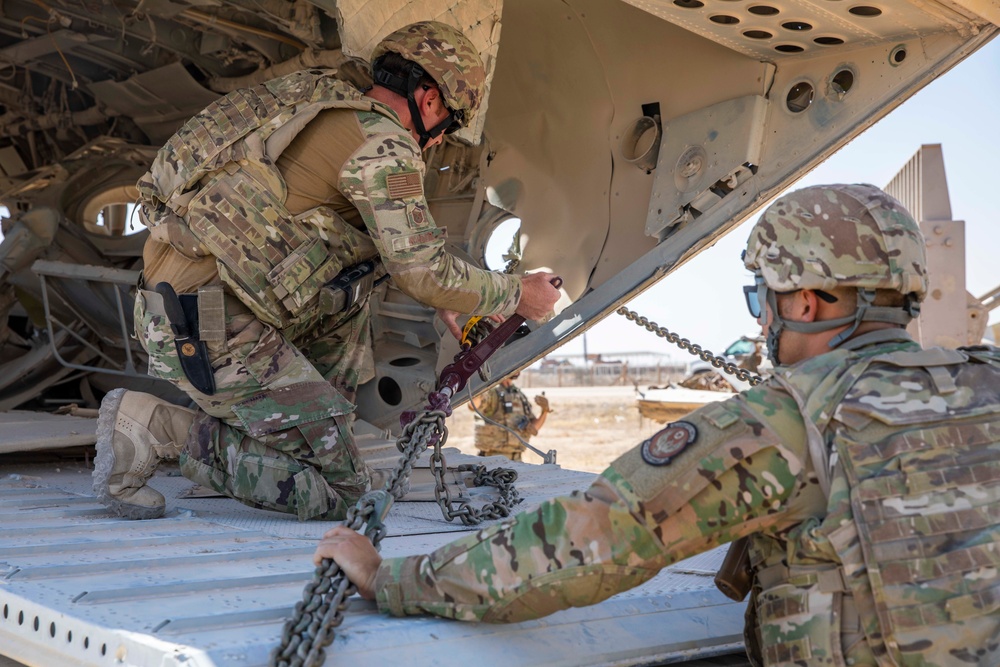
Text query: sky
544 35 1000 362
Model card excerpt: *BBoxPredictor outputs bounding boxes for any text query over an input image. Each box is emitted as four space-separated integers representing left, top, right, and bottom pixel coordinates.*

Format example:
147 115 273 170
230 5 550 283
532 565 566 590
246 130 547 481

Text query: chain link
615 306 763 386
271 391 521 666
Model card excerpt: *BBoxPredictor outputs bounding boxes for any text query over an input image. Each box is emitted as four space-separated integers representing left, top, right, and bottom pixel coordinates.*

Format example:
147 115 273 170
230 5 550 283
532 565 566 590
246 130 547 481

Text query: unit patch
386 170 423 199
406 203 426 228
640 421 698 466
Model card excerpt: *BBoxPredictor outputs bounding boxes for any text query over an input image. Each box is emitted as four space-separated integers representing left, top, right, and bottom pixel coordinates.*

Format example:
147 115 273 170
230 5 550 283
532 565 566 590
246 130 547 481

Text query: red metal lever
437 276 562 398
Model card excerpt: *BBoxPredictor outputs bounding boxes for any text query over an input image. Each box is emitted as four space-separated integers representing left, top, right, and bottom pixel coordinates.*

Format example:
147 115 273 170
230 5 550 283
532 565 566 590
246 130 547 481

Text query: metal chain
616 306 763 386
271 390 521 666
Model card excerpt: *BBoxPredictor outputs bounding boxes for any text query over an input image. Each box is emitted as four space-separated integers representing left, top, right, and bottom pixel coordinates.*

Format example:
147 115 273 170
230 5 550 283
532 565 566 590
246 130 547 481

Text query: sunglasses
743 280 838 319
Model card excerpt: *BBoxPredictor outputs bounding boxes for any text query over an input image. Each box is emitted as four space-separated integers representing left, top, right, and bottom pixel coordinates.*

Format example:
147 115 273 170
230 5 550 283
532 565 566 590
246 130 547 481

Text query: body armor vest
137 70 393 328
753 340 1000 666
476 385 534 455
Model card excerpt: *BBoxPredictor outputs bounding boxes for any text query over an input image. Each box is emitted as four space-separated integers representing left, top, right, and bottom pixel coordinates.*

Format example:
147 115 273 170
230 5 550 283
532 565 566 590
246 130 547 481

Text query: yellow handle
461 316 483 346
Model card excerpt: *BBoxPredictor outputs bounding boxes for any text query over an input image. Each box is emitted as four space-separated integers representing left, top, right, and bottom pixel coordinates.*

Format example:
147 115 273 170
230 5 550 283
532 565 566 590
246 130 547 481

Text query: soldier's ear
418 83 443 109
798 290 821 323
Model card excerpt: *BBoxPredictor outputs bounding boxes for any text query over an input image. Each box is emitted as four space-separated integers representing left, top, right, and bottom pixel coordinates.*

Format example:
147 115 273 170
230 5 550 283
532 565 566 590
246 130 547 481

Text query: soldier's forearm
373 476 669 622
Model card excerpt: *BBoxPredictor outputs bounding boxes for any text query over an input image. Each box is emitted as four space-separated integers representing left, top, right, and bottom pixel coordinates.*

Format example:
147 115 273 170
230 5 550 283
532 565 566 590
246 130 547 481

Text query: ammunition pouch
318 259 380 317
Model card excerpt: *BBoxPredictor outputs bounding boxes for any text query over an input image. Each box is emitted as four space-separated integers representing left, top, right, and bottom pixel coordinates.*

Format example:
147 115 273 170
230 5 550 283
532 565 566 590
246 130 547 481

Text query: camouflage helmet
743 183 928 302
371 21 486 128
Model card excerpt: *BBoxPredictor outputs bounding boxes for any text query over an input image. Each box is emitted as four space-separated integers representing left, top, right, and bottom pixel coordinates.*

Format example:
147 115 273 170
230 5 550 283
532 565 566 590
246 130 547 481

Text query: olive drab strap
137 71 391 328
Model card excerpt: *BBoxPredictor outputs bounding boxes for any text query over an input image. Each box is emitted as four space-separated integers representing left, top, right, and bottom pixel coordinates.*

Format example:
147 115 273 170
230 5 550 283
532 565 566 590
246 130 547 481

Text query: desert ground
442 386 694 473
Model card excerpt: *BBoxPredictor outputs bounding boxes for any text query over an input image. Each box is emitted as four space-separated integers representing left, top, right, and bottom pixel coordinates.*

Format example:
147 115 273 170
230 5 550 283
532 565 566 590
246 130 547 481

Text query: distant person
469 372 550 461
316 184 1000 665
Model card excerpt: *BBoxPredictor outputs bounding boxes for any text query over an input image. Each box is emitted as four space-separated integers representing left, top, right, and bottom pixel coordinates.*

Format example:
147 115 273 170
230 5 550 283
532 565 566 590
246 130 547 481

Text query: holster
714 536 753 602
152 282 219 396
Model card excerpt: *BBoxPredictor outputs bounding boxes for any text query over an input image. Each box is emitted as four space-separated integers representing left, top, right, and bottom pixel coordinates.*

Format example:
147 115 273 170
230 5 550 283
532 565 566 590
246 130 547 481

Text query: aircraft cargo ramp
0 414 747 667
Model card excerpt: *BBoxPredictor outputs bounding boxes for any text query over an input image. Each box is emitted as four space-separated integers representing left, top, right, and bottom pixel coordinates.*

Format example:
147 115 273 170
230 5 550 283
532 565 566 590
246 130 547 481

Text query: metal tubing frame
37 272 142 378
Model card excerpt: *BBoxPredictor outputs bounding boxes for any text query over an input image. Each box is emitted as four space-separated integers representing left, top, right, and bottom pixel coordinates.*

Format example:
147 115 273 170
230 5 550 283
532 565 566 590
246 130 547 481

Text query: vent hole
786 82 814 112
814 36 845 45
832 69 855 94
743 30 773 39
378 377 402 406
673 0 704 7
849 6 883 17
775 44 805 53
710 14 740 24
388 357 421 367
782 21 812 31
892 47 907 63
748 5 779 15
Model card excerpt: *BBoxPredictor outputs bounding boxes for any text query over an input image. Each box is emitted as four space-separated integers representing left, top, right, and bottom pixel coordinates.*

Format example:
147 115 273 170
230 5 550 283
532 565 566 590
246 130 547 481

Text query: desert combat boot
93 388 195 520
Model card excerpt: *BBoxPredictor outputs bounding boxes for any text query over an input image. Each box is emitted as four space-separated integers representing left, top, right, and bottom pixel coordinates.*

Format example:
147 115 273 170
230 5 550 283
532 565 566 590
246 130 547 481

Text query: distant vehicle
637 335 765 423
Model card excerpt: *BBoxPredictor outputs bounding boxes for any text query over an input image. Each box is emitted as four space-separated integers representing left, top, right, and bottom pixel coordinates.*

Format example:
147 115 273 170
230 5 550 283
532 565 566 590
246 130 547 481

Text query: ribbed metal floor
1 430 747 667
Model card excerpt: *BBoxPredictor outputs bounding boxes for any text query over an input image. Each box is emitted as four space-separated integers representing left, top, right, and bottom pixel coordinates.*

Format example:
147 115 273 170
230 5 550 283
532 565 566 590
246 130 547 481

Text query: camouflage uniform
473 383 537 460
133 23 519 520
369 186 1000 665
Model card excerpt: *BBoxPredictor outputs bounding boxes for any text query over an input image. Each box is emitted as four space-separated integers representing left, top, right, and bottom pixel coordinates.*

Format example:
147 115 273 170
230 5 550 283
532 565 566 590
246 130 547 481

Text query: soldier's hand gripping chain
153 282 216 395
714 535 753 601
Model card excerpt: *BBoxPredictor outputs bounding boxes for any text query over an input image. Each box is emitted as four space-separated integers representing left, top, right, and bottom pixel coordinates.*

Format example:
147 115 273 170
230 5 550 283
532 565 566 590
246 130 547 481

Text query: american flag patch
386 170 423 199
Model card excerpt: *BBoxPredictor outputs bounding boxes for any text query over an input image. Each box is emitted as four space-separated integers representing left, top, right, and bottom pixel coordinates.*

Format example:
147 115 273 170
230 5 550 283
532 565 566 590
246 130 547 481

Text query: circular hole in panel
50 622 56 638
673 0 704 7
388 357 421 367
743 29 773 39
831 69 855 94
710 14 740 24
101 643 107 656
33 616 39 631
786 82 814 112
782 21 812 30
67 630 73 643
17 611 24 626
620 116 661 172
484 218 521 270
891 46 907 64
377 377 402 406
748 5 779 15
84 637 90 649
849 6 882 16
775 44 805 53
814 36 845 45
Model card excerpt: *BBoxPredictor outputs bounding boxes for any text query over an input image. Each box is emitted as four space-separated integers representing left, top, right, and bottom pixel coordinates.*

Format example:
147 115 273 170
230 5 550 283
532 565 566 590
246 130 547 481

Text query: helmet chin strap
763 286 917 365
374 62 454 148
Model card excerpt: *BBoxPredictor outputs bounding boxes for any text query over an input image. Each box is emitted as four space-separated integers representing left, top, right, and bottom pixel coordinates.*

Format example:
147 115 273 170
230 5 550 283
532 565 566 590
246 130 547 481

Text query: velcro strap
197 285 226 343
755 563 847 593
382 581 406 617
